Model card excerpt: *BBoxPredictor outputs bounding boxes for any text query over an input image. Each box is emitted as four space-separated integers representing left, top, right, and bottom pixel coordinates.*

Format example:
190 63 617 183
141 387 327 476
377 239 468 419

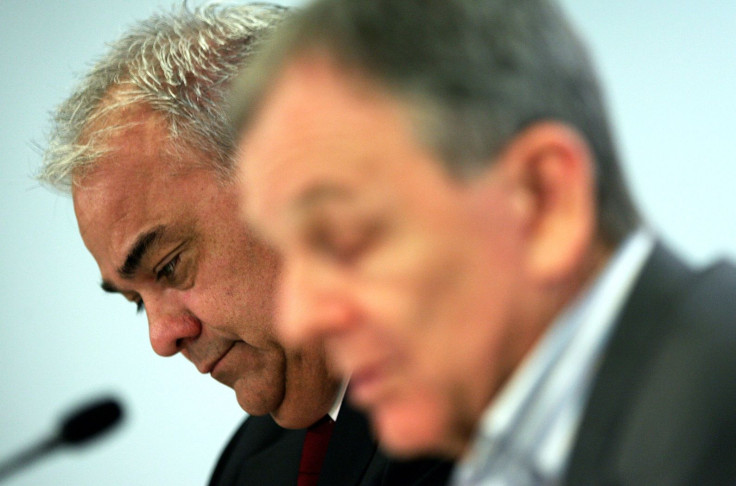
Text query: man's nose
276 257 355 346
144 292 201 357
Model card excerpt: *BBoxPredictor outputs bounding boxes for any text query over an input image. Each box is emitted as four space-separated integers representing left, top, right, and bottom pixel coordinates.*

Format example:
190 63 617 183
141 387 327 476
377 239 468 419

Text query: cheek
231 244 280 322
364 235 513 397
373 249 471 358
191 248 279 338
344 236 465 376
355 236 448 335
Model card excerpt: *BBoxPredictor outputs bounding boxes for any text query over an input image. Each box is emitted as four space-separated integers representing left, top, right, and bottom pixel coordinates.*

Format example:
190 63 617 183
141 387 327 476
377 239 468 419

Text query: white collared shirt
452 230 654 485
327 379 349 422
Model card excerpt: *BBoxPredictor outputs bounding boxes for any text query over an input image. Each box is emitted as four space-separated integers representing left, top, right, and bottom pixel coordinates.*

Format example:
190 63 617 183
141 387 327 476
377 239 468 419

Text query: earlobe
502 122 597 285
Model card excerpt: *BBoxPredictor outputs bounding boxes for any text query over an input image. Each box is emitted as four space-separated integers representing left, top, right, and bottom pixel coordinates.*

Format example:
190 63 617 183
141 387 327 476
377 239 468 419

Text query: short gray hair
40 2 289 192
229 0 640 245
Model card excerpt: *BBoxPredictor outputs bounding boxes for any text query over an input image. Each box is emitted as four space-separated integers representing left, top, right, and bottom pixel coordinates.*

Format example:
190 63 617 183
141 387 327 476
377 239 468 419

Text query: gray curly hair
39 2 289 192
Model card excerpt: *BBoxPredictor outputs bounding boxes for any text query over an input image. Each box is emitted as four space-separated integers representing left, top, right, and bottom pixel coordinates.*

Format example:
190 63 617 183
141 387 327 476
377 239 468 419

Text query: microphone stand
0 396 123 483
0 436 62 482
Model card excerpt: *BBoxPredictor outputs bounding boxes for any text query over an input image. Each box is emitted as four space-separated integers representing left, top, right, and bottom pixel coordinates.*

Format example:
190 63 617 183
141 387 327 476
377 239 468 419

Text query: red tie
297 415 335 486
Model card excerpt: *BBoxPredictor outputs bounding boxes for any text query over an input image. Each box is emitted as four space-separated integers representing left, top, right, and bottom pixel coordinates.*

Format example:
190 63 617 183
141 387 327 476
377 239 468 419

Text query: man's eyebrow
117 225 165 279
293 184 351 212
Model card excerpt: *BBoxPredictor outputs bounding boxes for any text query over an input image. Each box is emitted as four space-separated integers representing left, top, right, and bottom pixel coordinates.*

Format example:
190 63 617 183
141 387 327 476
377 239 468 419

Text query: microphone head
59 397 123 445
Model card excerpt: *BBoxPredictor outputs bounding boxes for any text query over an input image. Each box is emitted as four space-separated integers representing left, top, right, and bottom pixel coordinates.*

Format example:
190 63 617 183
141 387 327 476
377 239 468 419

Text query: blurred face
73 104 338 429
238 56 535 456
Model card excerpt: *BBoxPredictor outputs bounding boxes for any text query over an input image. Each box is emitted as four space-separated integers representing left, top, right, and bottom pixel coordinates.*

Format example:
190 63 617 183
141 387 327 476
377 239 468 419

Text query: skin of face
72 102 339 429
237 53 605 457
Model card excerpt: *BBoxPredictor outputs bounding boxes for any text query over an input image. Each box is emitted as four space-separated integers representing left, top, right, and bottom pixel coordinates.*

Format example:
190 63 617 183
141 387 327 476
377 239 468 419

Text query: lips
197 342 236 375
348 361 391 408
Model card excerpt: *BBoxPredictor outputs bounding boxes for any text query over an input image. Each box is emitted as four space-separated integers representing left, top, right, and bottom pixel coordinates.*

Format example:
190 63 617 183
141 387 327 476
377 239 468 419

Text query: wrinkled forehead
237 53 417 228
71 152 151 266
72 108 168 213
71 108 178 268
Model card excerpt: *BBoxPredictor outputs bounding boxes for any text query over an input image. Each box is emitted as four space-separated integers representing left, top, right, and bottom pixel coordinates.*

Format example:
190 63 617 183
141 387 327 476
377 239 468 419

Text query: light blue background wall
1 1 734 485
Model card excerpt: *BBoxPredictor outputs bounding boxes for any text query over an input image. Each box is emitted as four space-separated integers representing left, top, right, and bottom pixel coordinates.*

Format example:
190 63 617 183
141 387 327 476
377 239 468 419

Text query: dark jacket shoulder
567 246 736 485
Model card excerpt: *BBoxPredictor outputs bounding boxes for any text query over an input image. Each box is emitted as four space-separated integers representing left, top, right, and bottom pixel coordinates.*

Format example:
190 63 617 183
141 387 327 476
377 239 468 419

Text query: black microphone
0 397 124 482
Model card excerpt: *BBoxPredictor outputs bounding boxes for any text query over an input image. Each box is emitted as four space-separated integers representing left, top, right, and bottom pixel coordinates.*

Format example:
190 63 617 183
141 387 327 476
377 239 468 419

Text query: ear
497 122 597 285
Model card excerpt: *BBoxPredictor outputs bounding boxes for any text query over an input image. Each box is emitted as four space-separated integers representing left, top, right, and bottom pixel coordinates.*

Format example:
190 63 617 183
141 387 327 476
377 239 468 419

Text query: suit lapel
565 244 692 485
242 421 304 486
210 414 305 486
318 401 384 486
318 400 455 485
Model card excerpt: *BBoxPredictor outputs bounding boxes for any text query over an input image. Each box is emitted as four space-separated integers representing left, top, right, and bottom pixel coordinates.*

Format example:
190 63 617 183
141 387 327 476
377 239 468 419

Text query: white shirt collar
327 378 349 422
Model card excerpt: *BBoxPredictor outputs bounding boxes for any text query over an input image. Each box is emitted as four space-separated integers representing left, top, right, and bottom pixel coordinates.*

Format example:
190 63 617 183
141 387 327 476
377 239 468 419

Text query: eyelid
312 219 380 263
156 254 180 282
153 241 187 276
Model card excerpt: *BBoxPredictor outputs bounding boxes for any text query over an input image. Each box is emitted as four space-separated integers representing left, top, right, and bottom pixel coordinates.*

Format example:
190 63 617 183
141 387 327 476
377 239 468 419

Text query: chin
234 383 281 419
373 398 463 459
270 375 342 429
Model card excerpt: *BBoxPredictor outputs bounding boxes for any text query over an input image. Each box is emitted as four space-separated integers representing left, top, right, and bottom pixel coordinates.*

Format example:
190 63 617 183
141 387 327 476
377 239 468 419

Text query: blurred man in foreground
230 0 736 484
40 4 451 485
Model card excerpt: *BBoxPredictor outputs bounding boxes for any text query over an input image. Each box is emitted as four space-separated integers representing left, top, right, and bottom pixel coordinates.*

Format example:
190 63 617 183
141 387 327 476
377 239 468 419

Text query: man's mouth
348 361 390 408
197 342 236 375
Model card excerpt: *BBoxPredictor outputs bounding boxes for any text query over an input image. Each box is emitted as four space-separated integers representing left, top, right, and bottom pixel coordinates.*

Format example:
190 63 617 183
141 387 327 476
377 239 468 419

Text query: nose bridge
277 255 352 345
144 289 200 357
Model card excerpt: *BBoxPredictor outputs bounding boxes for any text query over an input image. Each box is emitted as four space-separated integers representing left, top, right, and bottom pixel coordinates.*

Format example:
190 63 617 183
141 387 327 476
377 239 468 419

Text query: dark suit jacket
208 399 453 486
566 244 736 485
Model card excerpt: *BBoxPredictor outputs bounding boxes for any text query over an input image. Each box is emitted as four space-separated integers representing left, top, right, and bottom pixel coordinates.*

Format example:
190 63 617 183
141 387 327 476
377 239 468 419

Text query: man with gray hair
230 0 736 484
40 4 452 485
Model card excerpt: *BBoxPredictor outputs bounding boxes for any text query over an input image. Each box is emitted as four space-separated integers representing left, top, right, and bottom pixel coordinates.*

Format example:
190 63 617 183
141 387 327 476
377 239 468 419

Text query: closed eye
308 220 381 265
156 253 180 282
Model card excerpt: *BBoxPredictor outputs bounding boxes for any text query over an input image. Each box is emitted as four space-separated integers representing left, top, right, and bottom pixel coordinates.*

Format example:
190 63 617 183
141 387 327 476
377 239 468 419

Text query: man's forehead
241 67 377 184
238 51 421 237
72 150 190 277
73 175 143 276
72 150 153 240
